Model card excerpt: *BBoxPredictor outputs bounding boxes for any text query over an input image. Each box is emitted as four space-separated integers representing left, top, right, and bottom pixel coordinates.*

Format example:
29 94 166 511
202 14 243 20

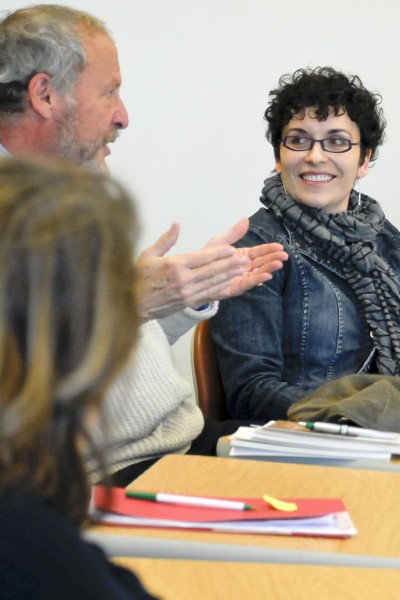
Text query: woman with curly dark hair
211 67 400 421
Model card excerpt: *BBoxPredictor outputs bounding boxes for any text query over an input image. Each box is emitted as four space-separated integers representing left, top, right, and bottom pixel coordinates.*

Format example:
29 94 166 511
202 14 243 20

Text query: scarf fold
260 175 400 376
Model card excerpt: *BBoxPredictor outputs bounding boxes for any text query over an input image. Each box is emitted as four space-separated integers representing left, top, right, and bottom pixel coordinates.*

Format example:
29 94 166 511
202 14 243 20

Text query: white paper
92 510 357 537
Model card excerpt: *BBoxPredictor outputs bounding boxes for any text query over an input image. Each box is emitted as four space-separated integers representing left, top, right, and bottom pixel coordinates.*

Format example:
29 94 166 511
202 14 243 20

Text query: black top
0 494 158 600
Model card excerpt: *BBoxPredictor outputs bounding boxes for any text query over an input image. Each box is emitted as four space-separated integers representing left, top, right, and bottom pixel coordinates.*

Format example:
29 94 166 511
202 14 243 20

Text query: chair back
191 320 229 420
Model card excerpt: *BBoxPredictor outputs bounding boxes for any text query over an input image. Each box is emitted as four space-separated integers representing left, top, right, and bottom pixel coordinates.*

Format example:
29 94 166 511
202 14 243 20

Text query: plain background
4 0 400 384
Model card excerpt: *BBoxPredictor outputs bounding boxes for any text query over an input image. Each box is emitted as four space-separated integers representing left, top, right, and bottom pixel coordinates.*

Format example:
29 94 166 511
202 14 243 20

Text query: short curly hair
265 66 386 163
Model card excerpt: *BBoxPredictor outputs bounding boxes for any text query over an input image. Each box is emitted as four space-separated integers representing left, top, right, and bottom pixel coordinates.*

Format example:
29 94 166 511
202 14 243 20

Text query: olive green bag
287 374 400 432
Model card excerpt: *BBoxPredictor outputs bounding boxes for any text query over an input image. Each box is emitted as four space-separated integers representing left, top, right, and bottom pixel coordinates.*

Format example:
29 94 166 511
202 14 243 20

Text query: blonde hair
0 157 138 523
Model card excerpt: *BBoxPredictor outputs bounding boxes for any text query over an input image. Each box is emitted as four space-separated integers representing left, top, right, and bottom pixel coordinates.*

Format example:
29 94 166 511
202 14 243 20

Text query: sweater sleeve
157 301 218 345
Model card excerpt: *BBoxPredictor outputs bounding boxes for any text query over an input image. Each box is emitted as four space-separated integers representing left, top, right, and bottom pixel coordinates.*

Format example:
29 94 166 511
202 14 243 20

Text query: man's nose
113 98 129 130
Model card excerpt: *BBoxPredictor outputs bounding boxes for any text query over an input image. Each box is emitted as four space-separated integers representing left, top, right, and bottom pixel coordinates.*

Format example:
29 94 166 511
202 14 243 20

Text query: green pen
126 490 257 510
299 421 398 440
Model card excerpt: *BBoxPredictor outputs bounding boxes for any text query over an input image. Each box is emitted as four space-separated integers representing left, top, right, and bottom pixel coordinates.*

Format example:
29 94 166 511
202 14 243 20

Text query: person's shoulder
236 207 286 246
378 218 400 249
0 494 156 599
381 217 400 237
0 493 63 535
0 494 88 567
0 495 80 597
376 219 400 272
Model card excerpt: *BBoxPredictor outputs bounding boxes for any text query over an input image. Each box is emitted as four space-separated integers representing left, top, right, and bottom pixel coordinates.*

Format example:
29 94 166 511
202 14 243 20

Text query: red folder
93 486 347 522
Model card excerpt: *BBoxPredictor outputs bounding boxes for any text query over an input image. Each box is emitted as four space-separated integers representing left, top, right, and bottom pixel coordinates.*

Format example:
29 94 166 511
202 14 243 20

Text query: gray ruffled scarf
260 175 400 376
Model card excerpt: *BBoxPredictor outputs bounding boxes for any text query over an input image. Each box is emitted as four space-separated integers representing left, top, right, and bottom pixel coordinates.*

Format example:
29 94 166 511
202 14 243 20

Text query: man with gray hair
0 4 287 484
0 3 286 317
0 4 126 171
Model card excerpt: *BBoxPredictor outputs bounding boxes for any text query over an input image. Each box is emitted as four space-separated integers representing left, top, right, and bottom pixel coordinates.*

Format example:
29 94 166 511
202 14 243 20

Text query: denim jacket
210 205 400 421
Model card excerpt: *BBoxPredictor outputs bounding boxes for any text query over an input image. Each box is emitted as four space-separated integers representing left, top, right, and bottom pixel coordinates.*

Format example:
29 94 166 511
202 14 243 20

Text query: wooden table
114 557 400 600
88 454 400 566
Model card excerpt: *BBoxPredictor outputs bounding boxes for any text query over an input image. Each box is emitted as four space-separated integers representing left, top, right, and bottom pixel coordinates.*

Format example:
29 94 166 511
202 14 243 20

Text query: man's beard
55 108 117 172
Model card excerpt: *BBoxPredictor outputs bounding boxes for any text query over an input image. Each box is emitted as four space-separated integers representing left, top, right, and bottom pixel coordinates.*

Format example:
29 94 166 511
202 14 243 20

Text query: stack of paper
92 486 357 538
229 421 400 461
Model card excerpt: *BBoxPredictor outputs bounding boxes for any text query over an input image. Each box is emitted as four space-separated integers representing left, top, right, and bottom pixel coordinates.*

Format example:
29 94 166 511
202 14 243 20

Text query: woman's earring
278 171 288 197
355 178 362 206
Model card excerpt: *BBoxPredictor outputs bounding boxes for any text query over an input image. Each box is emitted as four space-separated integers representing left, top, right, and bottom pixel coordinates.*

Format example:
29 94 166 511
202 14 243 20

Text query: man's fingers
172 245 239 270
250 250 288 269
245 243 287 259
139 222 180 259
189 253 287 303
254 258 287 275
203 217 249 249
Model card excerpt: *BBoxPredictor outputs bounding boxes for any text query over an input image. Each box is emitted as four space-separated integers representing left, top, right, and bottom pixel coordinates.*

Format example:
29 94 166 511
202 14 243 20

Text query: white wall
5 0 400 383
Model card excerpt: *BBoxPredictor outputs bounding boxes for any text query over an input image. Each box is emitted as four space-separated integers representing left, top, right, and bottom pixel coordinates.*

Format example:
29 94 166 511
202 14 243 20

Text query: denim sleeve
210 230 307 421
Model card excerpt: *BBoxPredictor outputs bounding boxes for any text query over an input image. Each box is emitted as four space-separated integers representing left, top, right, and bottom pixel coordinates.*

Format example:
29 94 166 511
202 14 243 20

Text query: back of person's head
0 156 138 525
265 66 386 163
0 4 109 116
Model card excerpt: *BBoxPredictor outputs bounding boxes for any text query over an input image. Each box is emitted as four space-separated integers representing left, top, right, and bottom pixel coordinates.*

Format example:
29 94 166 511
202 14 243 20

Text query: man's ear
27 73 59 119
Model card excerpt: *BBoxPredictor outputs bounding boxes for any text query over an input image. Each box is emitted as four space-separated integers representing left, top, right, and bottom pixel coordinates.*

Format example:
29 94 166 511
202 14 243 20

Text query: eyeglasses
280 135 361 154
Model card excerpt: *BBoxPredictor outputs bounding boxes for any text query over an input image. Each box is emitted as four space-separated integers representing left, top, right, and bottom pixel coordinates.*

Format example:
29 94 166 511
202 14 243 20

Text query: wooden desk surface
91 454 400 559
114 558 400 600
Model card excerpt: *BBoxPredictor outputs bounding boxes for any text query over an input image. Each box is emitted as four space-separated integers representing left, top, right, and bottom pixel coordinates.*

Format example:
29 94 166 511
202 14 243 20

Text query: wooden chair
191 320 229 420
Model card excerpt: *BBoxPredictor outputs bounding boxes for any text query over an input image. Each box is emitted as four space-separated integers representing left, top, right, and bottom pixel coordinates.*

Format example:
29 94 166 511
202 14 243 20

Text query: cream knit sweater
88 303 218 479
